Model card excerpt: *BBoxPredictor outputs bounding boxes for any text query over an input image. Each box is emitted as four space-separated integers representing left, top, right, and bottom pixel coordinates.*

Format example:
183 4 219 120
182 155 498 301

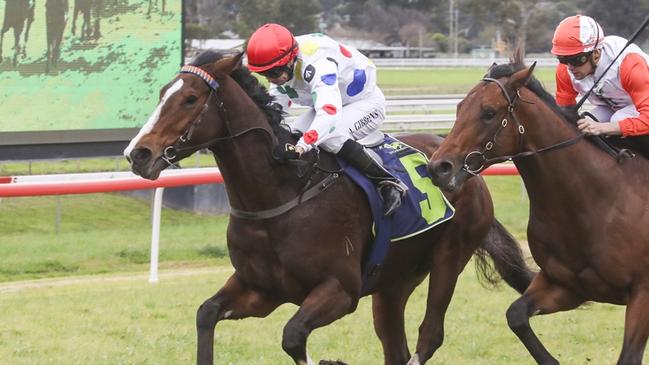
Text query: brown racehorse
428 50 649 365
124 51 533 365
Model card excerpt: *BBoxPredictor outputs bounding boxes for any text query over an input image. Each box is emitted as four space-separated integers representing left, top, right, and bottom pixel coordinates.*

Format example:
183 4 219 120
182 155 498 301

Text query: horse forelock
190 50 288 140
485 60 578 126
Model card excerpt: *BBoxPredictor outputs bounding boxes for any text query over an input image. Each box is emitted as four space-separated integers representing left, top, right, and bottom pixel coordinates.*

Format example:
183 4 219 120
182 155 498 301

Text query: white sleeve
295 58 342 151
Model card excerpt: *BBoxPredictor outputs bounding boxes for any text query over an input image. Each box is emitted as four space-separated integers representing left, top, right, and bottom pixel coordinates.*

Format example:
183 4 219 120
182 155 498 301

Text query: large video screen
0 0 182 135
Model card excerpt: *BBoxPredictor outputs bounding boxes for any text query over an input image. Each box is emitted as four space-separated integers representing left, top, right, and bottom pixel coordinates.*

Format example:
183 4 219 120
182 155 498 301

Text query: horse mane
190 50 295 142
485 51 579 125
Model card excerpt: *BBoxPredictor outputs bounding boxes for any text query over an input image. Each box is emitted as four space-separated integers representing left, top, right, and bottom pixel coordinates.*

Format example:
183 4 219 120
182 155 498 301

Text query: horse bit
462 77 584 175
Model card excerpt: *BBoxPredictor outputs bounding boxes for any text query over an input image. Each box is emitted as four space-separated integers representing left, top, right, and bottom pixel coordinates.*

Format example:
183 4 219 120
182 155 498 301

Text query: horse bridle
461 77 584 175
158 64 340 219
160 65 272 165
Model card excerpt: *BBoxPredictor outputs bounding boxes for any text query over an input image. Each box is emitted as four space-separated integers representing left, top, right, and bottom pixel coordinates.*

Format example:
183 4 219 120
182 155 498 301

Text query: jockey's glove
273 143 301 162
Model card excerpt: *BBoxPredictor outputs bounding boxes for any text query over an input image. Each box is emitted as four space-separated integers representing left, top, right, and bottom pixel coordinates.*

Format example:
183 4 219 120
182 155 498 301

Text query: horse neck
210 78 300 212
512 94 621 209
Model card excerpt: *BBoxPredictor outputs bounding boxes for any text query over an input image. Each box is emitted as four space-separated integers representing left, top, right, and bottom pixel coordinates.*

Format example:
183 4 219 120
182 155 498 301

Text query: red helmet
551 15 604 56
246 24 299 72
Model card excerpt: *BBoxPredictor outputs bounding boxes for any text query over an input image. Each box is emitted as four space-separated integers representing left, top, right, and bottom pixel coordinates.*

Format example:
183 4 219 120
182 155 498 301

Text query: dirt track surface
0 267 233 295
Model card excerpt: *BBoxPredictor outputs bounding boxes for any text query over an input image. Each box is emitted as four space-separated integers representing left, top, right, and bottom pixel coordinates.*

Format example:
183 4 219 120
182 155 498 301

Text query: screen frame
0 1 186 160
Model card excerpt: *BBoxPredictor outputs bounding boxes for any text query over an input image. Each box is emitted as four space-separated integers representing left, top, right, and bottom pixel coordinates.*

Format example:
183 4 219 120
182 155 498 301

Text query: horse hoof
407 353 421 365
318 361 348 365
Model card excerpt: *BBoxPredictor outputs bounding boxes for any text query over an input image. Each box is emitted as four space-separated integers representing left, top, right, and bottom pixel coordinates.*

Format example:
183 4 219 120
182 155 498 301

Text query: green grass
0 193 229 282
484 175 530 239
0 265 633 365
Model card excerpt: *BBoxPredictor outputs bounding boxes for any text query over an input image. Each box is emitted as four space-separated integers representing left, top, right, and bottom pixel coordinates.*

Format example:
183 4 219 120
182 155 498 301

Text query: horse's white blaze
123 79 184 157
407 353 421 365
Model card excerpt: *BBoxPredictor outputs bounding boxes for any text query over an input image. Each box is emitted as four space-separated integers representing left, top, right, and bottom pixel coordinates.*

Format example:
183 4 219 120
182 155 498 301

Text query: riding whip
575 14 649 110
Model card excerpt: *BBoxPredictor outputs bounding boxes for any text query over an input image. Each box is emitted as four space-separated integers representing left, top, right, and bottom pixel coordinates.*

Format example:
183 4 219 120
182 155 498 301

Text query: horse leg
72 7 78 35
0 27 5 60
282 278 356 365
83 11 90 40
12 26 21 66
410 235 475 364
23 5 34 45
506 272 583 365
372 277 424 365
617 288 649 365
196 273 282 365
92 0 102 39
46 43 50 73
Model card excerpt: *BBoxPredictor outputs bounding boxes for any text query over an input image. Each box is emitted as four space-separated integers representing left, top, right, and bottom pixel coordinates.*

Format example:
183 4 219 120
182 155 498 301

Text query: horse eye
481 109 496 120
186 95 198 104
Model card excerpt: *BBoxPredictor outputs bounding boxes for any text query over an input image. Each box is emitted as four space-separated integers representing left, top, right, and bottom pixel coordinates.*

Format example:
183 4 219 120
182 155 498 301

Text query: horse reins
160 64 340 219
461 77 585 175
161 65 274 165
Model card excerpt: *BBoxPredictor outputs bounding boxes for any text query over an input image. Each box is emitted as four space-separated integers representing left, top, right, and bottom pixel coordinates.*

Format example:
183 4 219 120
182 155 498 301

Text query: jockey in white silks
246 23 408 216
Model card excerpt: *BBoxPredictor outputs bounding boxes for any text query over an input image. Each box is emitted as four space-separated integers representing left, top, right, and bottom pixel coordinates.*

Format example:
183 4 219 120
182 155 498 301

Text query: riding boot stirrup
378 180 408 216
337 139 408 217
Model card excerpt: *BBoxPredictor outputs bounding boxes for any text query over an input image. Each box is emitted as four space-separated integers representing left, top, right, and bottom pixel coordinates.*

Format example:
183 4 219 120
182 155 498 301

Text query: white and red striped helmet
551 15 604 56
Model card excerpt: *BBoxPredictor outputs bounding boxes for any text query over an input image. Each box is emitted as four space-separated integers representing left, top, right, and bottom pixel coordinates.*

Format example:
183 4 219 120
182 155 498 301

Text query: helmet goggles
259 65 290 79
557 52 592 67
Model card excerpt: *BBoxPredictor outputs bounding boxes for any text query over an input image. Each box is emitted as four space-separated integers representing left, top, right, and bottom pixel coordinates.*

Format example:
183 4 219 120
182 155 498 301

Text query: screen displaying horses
0 0 181 134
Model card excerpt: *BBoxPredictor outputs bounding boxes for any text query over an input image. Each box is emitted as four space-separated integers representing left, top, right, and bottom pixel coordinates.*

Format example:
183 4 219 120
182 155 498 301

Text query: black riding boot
337 139 407 216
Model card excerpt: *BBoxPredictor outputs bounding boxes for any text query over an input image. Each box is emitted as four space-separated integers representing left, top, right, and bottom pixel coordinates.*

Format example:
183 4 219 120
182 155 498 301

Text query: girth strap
229 173 340 220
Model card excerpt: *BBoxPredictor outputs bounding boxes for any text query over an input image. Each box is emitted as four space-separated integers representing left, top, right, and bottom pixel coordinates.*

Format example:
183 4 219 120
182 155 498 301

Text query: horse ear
509 61 537 90
512 47 525 65
213 52 244 75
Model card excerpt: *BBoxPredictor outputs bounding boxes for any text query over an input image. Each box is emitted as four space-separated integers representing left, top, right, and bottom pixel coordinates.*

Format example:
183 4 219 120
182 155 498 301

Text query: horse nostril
431 160 454 178
130 148 152 165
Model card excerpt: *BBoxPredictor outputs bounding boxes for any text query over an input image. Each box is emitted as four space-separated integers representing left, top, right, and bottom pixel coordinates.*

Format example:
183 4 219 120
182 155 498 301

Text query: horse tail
473 219 535 294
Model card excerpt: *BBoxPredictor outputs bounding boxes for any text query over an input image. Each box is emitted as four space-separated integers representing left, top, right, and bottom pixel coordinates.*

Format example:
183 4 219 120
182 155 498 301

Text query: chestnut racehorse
429 50 649 365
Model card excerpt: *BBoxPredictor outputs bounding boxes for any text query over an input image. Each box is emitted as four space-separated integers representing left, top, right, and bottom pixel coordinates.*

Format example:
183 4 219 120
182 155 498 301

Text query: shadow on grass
0 260 81 276
116 248 149 263
197 245 228 258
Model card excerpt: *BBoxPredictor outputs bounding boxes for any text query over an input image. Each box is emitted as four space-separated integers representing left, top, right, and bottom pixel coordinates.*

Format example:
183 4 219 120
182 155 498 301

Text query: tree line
184 0 649 54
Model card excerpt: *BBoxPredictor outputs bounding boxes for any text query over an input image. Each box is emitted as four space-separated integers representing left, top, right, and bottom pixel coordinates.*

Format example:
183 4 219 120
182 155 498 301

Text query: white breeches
287 88 386 154
589 104 640 123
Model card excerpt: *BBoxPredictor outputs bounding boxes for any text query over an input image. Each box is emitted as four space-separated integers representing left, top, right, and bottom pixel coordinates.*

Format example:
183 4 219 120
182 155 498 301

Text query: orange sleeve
618 53 649 137
555 63 578 107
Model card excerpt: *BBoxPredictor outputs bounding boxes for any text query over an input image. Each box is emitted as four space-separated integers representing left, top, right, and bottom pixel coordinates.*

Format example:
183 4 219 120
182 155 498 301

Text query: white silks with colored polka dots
269 33 386 154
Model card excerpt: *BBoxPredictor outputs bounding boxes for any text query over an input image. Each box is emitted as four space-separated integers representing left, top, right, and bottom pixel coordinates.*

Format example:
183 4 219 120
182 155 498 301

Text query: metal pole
55 195 61 234
454 9 459 56
449 0 454 56
149 187 165 283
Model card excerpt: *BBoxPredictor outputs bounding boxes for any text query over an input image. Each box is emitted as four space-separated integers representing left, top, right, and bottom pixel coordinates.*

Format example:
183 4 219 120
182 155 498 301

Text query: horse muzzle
127 147 167 180
428 158 467 192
